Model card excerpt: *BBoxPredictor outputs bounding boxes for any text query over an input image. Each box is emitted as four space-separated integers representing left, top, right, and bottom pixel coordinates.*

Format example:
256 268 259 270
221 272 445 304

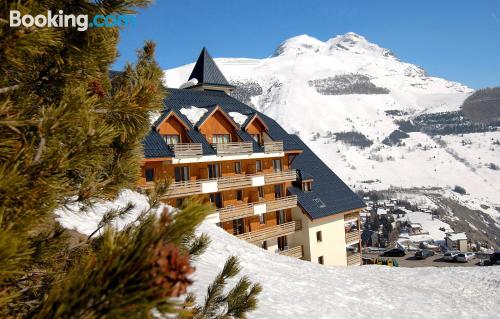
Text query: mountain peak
272 32 396 59
271 34 324 57
325 32 396 58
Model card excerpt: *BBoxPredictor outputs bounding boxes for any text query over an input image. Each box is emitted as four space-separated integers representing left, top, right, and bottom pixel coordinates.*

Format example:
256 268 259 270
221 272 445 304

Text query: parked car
456 252 475 262
382 248 406 257
415 249 435 260
490 251 500 265
443 250 460 261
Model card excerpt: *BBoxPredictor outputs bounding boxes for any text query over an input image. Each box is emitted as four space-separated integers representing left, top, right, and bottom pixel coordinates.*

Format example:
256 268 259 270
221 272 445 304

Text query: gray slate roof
143 88 365 218
288 135 366 218
188 48 233 88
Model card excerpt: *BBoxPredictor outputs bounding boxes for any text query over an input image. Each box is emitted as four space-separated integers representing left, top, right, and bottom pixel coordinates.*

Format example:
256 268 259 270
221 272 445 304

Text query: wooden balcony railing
345 230 361 244
279 245 303 259
236 220 301 244
217 195 298 222
266 195 298 212
153 170 297 199
168 180 203 197
171 143 203 158
212 142 253 156
217 175 253 191
264 169 296 184
347 252 361 266
264 141 284 153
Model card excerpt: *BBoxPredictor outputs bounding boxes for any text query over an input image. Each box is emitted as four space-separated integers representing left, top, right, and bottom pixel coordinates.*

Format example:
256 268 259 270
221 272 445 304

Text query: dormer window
164 134 180 145
303 181 312 192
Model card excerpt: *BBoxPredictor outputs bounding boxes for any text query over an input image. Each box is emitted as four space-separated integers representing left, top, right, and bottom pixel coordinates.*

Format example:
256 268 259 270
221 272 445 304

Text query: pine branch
0 85 20 94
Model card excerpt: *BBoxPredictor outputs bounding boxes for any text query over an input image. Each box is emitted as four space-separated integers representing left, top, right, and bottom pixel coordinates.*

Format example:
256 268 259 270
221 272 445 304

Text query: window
234 161 241 174
318 256 324 265
313 197 326 208
261 241 268 250
208 163 222 178
276 210 286 225
257 186 264 199
273 159 282 172
251 134 261 145
259 213 266 225
145 167 154 182
174 166 189 182
256 160 262 172
236 189 243 201
233 218 244 235
303 182 312 192
316 231 323 243
210 193 223 209
277 236 288 251
274 184 283 198
164 134 180 145
212 134 230 144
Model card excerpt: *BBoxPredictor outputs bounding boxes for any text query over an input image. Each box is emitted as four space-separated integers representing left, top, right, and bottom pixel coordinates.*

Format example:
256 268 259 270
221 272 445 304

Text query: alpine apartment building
139 48 365 266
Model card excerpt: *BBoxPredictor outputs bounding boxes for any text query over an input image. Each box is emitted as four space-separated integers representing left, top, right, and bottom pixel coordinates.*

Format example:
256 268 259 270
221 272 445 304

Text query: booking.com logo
9 10 135 31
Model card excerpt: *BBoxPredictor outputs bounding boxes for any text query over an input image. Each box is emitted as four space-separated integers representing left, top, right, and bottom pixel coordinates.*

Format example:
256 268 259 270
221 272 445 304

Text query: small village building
445 232 468 251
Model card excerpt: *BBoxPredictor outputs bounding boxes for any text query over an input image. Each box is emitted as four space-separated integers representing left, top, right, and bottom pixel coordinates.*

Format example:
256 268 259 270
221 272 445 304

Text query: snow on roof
179 78 198 89
228 111 248 126
410 223 422 228
180 106 208 125
446 232 467 241
376 208 387 215
408 234 434 243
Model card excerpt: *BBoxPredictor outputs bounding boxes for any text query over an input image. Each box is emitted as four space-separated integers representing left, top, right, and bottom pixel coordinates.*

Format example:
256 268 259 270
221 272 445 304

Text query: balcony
236 220 302 244
217 195 298 222
212 142 253 156
263 141 283 153
171 143 203 158
347 252 362 266
264 169 296 184
345 230 361 244
157 170 297 199
279 245 303 259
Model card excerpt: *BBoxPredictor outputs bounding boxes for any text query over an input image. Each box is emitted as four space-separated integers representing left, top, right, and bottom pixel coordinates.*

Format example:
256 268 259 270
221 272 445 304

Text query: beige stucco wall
290 207 347 266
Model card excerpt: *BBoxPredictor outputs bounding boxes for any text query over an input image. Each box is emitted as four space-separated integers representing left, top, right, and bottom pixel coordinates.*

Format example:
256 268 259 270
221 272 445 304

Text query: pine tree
0 1 260 317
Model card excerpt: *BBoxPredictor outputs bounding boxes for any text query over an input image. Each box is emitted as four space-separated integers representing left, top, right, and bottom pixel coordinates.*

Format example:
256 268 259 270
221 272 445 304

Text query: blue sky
114 0 500 89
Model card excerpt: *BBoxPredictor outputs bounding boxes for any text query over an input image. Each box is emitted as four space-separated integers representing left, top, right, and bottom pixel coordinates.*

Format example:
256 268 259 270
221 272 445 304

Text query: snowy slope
163 32 500 218
192 222 500 319
55 190 500 319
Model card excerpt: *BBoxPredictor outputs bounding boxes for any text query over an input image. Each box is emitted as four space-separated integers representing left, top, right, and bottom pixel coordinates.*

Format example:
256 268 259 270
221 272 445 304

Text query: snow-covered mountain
163 33 500 246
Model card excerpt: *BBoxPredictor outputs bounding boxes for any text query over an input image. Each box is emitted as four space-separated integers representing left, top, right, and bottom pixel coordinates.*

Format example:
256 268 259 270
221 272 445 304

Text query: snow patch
228 111 248 126
180 106 208 125
54 189 170 236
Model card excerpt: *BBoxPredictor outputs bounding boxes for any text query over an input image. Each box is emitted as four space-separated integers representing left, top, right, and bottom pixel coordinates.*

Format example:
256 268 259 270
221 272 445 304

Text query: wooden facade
140 101 302 258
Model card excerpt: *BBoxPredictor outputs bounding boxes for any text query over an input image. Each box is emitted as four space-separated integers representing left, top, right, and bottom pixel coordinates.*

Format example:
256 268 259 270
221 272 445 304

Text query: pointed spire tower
186 47 235 93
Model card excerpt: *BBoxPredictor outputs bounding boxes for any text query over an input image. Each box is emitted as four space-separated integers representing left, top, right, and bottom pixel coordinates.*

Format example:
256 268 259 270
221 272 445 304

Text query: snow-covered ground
401 210 453 242
54 189 169 235
55 191 500 318
193 222 500 319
